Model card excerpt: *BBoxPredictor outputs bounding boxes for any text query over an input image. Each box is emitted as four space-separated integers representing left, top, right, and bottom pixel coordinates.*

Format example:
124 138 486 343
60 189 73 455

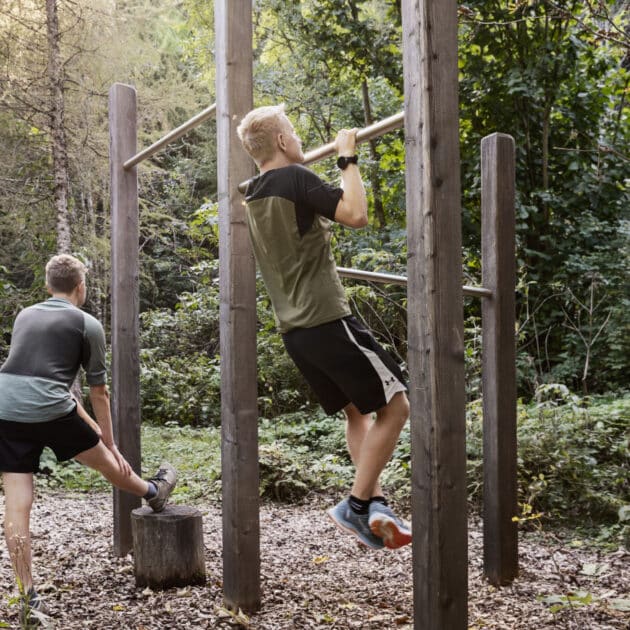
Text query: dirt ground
0 492 628 629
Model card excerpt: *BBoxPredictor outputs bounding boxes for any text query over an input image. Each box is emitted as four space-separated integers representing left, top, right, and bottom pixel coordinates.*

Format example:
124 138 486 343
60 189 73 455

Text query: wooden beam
109 82 142 556
402 1 468 628
481 133 518 586
215 0 260 613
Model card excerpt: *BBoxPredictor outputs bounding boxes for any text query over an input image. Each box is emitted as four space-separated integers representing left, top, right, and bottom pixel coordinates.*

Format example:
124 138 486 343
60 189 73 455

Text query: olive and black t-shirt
245 164 351 333
0 297 107 422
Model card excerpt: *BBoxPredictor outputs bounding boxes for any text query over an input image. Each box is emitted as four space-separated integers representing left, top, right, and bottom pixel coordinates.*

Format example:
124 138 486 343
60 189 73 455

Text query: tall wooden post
109 83 141 556
481 133 518 586
215 0 260 613
402 1 468 628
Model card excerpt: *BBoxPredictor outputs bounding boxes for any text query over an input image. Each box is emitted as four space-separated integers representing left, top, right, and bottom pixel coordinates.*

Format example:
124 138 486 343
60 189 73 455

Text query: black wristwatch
337 155 358 170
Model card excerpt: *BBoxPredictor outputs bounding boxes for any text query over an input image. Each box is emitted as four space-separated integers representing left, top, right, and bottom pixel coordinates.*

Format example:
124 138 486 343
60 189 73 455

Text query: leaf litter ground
0 493 628 629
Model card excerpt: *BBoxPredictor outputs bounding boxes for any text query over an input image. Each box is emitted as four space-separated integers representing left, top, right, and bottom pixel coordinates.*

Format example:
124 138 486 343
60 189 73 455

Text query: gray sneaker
147 462 177 512
368 501 412 549
327 498 384 550
18 588 47 628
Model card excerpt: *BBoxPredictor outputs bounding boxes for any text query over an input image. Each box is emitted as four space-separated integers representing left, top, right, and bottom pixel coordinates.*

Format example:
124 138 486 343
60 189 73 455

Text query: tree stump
131 505 206 589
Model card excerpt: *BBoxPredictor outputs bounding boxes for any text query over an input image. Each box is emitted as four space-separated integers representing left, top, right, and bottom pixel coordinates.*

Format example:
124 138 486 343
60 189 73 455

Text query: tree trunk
46 0 71 253
347 0 386 230
360 81 387 229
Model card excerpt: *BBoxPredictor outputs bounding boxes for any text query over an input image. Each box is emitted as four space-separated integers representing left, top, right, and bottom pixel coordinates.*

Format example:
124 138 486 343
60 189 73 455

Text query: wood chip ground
1 493 628 629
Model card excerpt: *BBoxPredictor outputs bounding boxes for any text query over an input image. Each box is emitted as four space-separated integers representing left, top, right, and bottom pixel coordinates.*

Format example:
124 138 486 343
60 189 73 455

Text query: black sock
143 481 158 500
348 495 371 514
370 496 388 506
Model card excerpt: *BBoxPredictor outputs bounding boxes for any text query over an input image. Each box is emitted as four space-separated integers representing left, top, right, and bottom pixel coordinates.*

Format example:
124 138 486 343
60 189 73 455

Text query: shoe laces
150 467 171 482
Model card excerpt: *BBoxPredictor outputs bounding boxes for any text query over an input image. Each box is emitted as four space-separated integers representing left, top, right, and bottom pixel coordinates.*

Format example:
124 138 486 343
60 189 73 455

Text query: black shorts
282 315 407 415
0 407 100 473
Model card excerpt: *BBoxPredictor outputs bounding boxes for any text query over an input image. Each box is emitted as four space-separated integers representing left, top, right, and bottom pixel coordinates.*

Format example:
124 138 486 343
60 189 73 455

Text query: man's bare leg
73 442 149 496
343 403 383 498
328 392 410 549
75 442 176 513
350 391 409 500
3 472 34 592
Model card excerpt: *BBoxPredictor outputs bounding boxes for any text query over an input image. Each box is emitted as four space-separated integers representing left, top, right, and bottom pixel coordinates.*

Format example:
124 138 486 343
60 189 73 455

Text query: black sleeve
293 165 344 229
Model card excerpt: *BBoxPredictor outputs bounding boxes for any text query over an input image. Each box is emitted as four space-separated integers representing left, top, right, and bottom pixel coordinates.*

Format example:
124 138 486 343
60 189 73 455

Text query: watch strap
337 155 359 170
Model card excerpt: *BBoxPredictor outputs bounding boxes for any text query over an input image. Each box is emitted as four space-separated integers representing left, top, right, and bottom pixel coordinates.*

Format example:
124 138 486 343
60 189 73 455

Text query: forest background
0 0 628 543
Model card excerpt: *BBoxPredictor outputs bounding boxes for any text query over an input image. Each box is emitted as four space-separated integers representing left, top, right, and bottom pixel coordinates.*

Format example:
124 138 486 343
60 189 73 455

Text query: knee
391 391 409 423
378 392 410 429
4 493 32 521
396 407 409 432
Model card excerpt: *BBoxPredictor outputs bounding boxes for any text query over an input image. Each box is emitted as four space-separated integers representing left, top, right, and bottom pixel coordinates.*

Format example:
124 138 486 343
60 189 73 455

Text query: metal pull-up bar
303 111 404 165
123 103 217 170
336 267 492 298
237 110 404 193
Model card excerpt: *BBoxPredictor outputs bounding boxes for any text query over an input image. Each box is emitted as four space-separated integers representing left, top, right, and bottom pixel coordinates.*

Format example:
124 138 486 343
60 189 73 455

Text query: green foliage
2 0 628 399
139 260 313 425
372 390 630 543
139 261 221 425
468 389 630 541
459 0 629 395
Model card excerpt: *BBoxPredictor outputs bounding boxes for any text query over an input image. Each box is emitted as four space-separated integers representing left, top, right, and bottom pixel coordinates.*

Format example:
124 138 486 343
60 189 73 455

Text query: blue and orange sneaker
327 498 384 550
368 501 412 549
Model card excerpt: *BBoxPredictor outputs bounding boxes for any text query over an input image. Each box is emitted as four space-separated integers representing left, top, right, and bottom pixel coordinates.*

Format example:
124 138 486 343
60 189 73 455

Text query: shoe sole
326 510 383 550
369 516 412 549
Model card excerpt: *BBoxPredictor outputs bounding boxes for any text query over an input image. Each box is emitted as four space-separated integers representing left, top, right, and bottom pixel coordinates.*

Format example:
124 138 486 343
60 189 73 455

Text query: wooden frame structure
108 0 517 627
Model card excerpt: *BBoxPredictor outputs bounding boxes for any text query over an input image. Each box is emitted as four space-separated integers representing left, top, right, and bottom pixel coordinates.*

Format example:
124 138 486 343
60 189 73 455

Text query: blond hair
45 254 86 294
237 104 288 166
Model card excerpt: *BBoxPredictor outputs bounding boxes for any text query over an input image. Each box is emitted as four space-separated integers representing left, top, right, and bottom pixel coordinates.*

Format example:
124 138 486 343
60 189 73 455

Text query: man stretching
0 254 176 623
237 105 411 550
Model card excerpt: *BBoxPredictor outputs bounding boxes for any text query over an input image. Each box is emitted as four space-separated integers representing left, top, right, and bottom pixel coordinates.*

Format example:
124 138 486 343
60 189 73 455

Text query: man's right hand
104 441 132 476
335 128 358 156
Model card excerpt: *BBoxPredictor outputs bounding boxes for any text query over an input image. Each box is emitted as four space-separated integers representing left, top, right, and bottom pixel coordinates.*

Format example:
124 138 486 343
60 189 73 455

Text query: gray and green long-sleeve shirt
0 297 107 422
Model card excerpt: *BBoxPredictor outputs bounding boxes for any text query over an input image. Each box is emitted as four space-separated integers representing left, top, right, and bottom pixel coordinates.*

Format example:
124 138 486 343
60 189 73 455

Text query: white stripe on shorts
341 319 406 406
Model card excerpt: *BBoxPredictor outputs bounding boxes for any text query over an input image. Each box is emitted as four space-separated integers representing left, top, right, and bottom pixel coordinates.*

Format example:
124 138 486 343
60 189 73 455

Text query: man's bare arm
73 398 102 437
333 128 368 228
88 384 132 475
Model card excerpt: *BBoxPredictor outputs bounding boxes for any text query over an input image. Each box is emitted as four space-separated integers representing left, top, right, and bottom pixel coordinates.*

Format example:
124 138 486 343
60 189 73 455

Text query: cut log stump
131 505 206 589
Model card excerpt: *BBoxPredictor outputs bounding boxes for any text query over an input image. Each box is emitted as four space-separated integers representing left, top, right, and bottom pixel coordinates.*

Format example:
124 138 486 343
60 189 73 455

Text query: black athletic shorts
0 407 100 473
282 315 407 415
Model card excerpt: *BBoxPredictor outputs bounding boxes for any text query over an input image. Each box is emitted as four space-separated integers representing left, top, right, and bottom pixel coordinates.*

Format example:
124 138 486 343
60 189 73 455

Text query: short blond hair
237 104 288 166
45 254 86 294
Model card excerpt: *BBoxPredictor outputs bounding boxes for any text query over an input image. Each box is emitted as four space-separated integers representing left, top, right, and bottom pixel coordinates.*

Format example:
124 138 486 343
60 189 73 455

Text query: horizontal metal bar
238 110 404 193
336 267 492 299
124 103 216 170
337 266 407 286
302 111 404 165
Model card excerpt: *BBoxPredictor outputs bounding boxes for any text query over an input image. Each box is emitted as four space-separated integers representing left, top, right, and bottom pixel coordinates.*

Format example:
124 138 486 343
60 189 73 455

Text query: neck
259 153 297 174
51 292 80 306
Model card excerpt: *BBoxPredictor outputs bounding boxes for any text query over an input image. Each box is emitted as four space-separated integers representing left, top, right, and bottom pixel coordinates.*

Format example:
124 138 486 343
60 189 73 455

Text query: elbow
89 384 110 402
348 211 368 229
354 213 369 228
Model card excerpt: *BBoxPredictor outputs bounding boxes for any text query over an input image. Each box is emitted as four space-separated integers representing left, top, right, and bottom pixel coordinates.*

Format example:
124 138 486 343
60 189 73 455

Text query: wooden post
481 133 518 586
215 0 260 613
109 83 141 556
402 1 468 628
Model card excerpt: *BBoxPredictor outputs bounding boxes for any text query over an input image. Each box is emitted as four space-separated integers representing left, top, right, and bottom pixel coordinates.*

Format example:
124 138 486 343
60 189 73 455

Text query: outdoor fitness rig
108 2 517 628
